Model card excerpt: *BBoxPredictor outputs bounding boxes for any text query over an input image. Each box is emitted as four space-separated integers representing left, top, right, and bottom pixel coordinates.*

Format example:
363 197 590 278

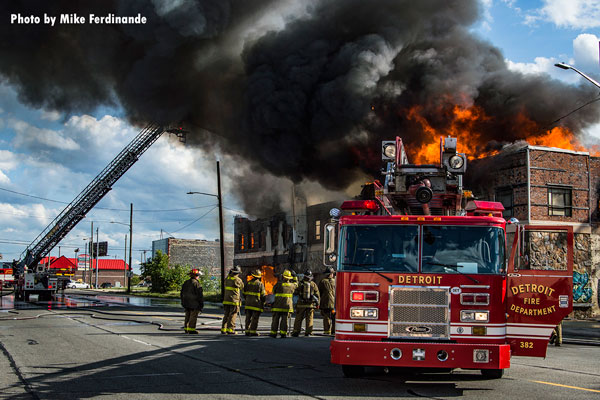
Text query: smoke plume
2 0 600 216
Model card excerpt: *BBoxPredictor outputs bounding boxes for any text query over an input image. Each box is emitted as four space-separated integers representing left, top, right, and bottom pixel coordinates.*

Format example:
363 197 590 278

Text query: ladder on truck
17 123 182 276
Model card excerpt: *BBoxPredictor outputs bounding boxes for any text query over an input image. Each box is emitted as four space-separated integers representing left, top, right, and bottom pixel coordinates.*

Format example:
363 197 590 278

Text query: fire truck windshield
339 224 505 274
340 225 419 272
421 225 505 275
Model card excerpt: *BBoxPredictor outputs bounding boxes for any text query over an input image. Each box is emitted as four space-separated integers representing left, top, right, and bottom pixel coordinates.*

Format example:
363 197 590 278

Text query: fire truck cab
324 137 573 378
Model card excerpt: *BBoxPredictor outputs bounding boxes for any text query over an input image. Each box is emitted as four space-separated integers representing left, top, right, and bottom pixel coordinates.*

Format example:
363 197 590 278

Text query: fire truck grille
389 287 449 339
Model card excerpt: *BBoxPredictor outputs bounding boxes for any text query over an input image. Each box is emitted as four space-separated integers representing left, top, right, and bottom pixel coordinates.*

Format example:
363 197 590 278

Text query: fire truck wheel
481 369 504 379
342 365 365 378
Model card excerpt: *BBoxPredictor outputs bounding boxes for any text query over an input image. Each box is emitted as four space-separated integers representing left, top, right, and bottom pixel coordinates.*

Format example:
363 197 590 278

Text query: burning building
233 201 340 293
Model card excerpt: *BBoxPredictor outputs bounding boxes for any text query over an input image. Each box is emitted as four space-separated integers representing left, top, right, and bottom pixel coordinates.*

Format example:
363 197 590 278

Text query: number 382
520 341 534 349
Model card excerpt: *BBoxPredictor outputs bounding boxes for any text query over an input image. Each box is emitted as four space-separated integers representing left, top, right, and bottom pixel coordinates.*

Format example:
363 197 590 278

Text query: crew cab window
340 225 419 272
421 225 505 274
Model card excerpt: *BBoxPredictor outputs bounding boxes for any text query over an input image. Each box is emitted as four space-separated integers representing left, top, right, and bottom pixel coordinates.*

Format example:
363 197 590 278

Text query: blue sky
1 0 600 273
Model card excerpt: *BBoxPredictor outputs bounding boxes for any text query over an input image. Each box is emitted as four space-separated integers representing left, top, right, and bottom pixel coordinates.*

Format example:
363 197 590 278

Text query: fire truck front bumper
331 339 511 370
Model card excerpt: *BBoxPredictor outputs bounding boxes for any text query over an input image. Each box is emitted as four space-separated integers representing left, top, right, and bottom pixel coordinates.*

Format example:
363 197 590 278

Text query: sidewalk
561 318 600 345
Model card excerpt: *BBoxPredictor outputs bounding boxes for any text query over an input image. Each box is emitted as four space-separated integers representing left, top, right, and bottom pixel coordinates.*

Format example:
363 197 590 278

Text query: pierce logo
405 326 432 333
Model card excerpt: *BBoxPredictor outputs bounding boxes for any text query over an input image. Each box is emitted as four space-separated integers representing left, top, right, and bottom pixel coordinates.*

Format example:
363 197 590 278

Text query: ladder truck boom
15 123 184 299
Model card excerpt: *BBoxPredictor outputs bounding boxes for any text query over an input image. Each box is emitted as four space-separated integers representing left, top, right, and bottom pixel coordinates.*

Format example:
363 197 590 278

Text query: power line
0 186 219 212
170 206 217 233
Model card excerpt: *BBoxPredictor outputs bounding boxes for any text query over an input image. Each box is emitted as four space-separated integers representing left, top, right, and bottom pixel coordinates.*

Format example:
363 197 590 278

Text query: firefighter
244 270 266 336
221 265 244 334
318 267 336 335
180 268 204 334
270 269 297 338
292 270 320 337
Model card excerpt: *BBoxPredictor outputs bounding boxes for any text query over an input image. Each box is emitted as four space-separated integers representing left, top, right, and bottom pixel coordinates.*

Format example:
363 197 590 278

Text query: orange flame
260 265 277 295
405 104 598 163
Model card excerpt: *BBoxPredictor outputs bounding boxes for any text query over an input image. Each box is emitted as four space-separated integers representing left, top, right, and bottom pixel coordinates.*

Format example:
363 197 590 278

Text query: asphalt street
0 291 599 399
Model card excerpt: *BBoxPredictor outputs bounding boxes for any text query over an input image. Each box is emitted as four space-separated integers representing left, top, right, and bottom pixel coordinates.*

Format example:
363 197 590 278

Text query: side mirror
323 222 338 267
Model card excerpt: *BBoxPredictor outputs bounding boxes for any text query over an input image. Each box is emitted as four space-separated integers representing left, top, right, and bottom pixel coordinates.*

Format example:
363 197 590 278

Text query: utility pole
128 203 133 294
187 161 227 302
90 221 94 287
217 161 226 302
124 234 127 288
95 227 99 289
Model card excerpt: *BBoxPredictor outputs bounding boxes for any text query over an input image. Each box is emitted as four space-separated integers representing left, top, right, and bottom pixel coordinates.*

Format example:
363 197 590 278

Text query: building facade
151 238 234 277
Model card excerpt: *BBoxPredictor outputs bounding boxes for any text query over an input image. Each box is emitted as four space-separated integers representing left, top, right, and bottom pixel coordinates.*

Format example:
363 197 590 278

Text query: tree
140 251 187 293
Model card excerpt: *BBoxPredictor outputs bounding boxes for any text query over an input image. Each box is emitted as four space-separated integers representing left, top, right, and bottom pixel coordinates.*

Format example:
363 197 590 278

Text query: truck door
506 225 573 357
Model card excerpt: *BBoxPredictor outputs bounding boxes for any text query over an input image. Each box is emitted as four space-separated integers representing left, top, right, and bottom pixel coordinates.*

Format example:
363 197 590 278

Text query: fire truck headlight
448 154 464 169
382 143 396 160
350 307 378 319
460 310 489 322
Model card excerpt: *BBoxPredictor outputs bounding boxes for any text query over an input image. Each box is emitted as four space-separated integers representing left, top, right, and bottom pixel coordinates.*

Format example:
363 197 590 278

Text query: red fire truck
323 137 573 379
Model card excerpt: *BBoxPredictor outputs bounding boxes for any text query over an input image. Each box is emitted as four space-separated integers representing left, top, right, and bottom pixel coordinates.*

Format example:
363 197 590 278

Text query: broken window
239 234 245 250
548 186 572 217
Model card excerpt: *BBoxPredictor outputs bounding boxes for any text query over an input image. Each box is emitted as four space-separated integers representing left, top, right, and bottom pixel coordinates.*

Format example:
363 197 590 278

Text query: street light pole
554 62 600 89
128 203 133 294
187 161 226 302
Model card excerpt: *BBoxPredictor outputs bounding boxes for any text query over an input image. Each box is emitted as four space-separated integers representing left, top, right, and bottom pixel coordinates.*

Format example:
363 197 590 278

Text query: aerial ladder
14 123 186 300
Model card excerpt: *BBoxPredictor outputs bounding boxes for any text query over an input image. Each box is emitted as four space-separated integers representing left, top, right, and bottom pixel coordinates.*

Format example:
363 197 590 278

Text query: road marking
531 380 600 393
121 335 151 346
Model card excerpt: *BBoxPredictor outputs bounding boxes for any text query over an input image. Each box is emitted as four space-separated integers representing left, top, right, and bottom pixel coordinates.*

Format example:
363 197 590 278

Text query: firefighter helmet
190 269 200 276
230 265 241 274
251 271 262 278
282 270 292 280
304 270 313 280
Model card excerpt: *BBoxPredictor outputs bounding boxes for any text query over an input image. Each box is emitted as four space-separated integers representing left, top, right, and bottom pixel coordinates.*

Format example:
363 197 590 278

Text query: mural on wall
573 271 593 304
573 234 593 305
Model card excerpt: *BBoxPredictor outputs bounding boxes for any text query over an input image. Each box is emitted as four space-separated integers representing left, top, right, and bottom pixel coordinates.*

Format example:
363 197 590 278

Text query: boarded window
315 220 321 240
548 186 572 217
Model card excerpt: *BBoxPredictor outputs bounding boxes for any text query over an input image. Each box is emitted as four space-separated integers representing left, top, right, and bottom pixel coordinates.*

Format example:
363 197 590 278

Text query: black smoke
2 0 599 216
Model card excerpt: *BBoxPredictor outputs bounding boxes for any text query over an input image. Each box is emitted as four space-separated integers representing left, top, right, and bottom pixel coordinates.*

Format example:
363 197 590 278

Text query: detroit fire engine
323 137 573 379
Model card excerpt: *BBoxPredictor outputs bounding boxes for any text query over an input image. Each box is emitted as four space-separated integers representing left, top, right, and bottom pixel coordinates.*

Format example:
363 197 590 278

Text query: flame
260 265 277 295
405 103 598 163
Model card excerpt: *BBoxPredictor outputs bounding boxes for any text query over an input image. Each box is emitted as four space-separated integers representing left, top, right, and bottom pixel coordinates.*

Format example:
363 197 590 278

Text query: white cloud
0 149 19 171
40 110 61 122
573 33 600 69
0 170 9 184
505 56 582 84
529 0 600 29
10 119 80 151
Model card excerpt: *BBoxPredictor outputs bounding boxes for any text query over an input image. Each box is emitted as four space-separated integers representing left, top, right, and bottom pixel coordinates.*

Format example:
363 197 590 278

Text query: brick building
468 144 599 317
151 238 234 277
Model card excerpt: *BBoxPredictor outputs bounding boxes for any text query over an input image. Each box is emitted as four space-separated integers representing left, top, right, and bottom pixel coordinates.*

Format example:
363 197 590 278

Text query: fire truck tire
481 369 504 379
342 365 365 378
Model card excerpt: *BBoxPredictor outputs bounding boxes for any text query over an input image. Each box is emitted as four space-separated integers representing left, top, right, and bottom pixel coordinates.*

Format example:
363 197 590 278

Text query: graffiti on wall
573 271 593 304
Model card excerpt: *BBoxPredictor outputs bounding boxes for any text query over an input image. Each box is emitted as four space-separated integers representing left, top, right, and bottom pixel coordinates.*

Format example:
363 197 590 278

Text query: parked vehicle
100 282 112 289
67 281 90 289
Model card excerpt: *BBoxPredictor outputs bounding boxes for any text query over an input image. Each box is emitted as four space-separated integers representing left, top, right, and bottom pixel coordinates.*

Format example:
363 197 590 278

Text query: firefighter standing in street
221 265 244 334
270 269 297 338
318 267 336 335
292 270 320 337
180 268 204 334
244 270 266 336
